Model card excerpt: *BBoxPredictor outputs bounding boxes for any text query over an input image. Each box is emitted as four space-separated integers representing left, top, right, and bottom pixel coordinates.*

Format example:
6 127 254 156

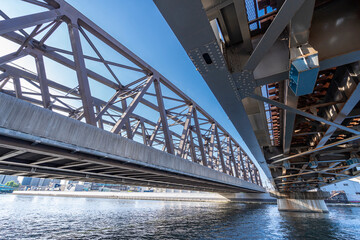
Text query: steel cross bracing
154 0 360 192
0 0 262 188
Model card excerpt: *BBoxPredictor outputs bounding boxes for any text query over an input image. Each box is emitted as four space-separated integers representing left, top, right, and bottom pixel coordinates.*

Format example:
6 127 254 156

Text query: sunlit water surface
0 195 359 239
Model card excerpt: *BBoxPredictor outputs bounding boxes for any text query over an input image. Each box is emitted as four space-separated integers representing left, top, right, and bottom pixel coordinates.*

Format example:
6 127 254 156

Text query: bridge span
155 0 360 191
154 0 360 211
0 0 264 193
0 93 263 193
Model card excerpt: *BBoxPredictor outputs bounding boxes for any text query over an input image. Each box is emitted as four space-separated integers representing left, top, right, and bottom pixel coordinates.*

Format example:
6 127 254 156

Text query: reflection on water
0 195 359 239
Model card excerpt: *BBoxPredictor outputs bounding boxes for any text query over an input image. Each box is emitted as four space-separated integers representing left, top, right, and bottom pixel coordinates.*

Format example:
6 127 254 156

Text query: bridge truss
0 0 262 188
154 0 360 192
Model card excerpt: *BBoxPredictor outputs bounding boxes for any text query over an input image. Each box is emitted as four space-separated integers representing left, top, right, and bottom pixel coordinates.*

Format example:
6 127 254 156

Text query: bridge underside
0 93 264 193
0 136 256 193
154 0 360 191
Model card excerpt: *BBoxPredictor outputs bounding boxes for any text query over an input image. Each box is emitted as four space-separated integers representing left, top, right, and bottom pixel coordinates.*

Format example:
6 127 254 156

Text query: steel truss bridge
155 0 360 192
0 0 264 193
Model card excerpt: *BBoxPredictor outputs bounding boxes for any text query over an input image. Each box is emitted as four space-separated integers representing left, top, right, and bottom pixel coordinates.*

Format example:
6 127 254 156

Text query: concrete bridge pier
273 191 330 213
219 192 276 203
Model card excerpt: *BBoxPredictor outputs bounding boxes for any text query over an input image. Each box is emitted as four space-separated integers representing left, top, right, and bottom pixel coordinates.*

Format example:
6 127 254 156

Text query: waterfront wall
13 191 276 203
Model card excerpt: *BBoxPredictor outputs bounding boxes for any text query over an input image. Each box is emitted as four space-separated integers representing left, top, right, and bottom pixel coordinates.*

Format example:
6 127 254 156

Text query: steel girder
154 0 360 191
0 0 262 187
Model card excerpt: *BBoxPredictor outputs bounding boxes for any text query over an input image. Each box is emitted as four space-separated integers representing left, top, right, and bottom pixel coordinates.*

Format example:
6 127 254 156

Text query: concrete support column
273 191 329 213
219 192 276 203
277 198 328 213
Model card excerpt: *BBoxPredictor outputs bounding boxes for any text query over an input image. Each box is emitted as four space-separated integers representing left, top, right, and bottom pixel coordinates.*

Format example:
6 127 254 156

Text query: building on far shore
0 175 19 185
322 177 360 203
1 173 358 201
19 177 59 190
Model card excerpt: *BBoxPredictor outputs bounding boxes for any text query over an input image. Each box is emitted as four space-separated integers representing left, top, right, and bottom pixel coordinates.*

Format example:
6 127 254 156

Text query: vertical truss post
34 53 51 109
230 169 234 176
253 164 259 185
193 108 207 166
131 120 141 136
228 161 234 176
183 141 190 159
239 148 248 181
215 155 220 171
177 105 194 157
121 99 133 139
228 138 239 178
13 76 22 99
225 141 236 176
208 123 216 169
95 105 104 129
215 125 227 174
148 117 161 146
68 21 96 126
112 76 153 134
247 159 254 183
255 168 262 186
154 77 174 154
226 136 232 175
188 130 197 162
140 120 148 145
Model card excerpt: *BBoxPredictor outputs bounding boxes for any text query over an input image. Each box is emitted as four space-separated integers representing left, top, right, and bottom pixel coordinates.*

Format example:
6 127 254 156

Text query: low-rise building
322 178 360 203
0 175 19 185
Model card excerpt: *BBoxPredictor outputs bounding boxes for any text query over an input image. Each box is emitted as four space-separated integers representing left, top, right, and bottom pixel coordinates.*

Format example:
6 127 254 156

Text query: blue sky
1 0 267 181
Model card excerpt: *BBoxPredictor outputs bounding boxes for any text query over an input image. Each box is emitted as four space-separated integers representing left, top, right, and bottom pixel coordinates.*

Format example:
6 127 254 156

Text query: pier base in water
274 191 329 213
219 192 276 203
277 198 328 213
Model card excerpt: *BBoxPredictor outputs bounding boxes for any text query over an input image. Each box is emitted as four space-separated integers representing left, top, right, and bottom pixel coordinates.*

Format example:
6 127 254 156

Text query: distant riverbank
13 191 360 206
13 191 230 202
13 191 276 203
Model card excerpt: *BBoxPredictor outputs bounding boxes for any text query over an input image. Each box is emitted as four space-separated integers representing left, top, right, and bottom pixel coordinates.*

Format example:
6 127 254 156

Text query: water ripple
0 195 359 239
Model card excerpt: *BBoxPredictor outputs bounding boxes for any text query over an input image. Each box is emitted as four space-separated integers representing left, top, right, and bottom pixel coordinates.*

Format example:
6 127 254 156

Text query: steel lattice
0 0 263 187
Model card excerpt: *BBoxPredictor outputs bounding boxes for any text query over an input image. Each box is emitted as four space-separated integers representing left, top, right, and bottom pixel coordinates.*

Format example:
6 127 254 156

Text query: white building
321 177 360 203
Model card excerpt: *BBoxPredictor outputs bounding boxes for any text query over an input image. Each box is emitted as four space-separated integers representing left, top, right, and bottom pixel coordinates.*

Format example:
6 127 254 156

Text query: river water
0 195 359 239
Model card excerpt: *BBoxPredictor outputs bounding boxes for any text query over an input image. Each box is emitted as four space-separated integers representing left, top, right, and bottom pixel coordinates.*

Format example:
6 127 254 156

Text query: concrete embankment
13 191 276 203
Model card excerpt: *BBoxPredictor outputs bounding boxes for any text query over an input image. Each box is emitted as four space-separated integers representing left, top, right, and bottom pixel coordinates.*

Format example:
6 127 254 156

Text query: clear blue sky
2 0 266 180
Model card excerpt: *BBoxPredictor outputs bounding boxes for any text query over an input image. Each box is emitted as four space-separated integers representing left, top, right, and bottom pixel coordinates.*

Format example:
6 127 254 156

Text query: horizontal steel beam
271 134 360 165
251 94 360 135
0 10 60 36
